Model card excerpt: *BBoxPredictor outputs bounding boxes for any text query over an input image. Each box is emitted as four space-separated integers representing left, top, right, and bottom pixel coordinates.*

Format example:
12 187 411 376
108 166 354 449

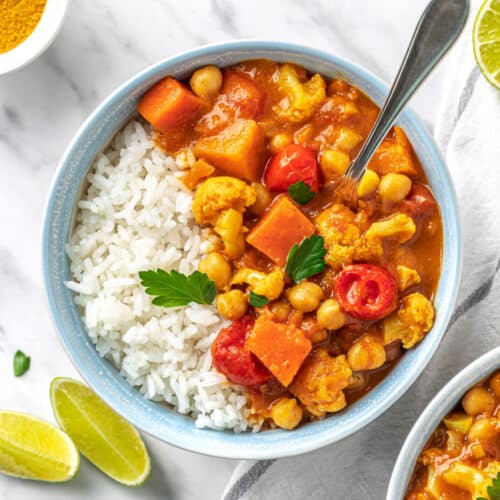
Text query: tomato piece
335 264 397 320
264 144 319 192
212 316 272 386
401 184 437 217
195 70 265 136
221 69 266 120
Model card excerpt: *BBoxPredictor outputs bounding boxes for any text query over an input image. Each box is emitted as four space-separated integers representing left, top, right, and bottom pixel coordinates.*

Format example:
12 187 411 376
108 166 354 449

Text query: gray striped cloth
222 7 500 500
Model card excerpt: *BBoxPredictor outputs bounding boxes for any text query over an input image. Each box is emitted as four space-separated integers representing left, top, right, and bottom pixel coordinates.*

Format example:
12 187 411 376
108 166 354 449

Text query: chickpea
216 290 248 320
462 387 495 416
269 299 291 322
378 173 412 203
489 372 500 396
269 133 292 153
198 252 232 291
467 417 499 441
270 397 303 430
301 318 327 344
285 281 324 312
249 182 273 216
319 149 350 179
189 65 223 99
357 169 380 198
316 299 346 330
347 336 386 371
335 127 362 152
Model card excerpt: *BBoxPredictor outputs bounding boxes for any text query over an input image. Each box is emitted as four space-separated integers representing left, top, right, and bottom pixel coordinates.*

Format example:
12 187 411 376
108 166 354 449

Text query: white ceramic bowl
42 41 462 459
0 0 68 75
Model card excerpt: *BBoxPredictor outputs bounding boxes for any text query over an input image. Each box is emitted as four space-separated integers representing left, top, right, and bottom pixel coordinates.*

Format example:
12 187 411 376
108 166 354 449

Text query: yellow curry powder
0 0 47 54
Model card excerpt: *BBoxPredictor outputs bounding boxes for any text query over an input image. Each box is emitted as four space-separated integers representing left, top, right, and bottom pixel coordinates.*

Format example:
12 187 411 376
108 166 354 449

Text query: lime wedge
50 378 151 486
473 0 500 89
0 411 79 482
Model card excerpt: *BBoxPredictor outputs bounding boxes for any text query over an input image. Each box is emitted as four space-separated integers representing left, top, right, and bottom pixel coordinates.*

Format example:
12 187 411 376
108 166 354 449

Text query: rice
65 120 260 432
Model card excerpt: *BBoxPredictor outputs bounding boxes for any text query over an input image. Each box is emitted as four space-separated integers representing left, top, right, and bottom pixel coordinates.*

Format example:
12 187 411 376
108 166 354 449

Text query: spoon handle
345 0 469 181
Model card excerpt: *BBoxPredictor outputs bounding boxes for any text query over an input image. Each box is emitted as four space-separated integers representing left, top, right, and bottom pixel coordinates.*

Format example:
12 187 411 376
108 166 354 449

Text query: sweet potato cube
194 119 265 182
368 126 417 176
181 159 215 190
289 349 352 417
138 77 207 132
246 316 311 387
247 196 316 266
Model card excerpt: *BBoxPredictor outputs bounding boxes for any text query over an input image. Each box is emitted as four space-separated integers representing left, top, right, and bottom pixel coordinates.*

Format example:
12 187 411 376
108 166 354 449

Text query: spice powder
0 0 47 54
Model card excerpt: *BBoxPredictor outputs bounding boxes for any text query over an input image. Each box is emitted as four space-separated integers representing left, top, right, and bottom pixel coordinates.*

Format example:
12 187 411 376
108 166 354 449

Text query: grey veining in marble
0 1 450 499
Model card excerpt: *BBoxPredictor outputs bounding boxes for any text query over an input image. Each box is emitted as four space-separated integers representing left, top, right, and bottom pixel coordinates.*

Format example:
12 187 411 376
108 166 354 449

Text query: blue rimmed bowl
42 40 462 459
387 347 500 499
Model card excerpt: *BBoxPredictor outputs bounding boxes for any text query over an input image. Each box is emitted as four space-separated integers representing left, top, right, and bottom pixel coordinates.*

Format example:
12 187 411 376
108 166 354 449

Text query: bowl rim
386 346 500 499
42 39 462 459
0 0 69 76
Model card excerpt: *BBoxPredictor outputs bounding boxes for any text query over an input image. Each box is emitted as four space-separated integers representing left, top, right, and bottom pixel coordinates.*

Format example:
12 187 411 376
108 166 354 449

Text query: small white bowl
0 0 68 76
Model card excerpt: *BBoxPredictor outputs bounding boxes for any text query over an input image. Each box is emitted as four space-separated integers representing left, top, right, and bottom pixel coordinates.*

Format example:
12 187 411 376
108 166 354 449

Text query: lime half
0 411 79 482
473 0 500 89
50 378 151 486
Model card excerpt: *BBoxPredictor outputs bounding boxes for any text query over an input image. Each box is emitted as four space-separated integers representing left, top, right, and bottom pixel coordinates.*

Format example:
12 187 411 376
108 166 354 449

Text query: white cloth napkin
222 7 500 500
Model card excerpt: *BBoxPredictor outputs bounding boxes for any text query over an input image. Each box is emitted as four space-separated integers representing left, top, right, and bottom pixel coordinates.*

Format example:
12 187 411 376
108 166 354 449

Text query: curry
137 59 443 430
406 370 500 499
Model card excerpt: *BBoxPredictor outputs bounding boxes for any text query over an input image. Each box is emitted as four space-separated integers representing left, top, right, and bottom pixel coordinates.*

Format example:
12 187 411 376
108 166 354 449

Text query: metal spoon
337 0 469 205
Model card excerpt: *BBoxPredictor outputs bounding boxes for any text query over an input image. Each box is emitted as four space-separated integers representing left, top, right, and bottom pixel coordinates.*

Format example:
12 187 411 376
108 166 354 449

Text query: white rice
65 120 260 432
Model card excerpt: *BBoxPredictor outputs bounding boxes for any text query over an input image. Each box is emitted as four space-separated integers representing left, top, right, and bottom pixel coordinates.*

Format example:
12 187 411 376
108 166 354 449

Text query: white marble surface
0 1 451 499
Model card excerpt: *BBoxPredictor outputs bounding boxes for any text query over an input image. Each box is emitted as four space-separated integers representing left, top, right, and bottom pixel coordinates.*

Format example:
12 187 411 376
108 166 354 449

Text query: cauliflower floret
192 176 256 225
214 209 245 259
193 176 256 259
232 268 285 300
382 292 435 349
289 349 353 417
396 265 421 292
273 64 326 123
314 204 383 270
365 213 416 243
442 461 500 499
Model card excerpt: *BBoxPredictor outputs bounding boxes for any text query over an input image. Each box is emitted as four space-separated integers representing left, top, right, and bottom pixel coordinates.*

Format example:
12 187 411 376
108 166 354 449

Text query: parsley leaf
288 181 316 205
479 472 500 500
285 235 327 283
13 350 30 377
249 291 269 308
139 269 216 307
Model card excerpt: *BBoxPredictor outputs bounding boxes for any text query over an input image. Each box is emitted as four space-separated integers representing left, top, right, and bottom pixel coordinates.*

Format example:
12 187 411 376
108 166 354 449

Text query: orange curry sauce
142 59 443 429
406 370 500 499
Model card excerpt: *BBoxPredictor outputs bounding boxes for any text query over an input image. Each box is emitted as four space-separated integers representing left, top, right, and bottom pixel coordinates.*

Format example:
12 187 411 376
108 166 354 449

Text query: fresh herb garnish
139 269 216 307
478 472 500 500
285 235 327 283
288 181 316 205
249 291 269 308
13 350 30 377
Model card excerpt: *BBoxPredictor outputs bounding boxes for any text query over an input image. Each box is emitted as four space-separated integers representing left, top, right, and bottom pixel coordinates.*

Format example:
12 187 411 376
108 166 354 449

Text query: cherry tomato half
212 316 272 386
335 264 397 320
264 143 319 192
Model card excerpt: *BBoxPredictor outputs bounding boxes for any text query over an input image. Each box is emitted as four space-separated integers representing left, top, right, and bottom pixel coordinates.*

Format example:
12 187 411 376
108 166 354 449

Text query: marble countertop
0 1 451 499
